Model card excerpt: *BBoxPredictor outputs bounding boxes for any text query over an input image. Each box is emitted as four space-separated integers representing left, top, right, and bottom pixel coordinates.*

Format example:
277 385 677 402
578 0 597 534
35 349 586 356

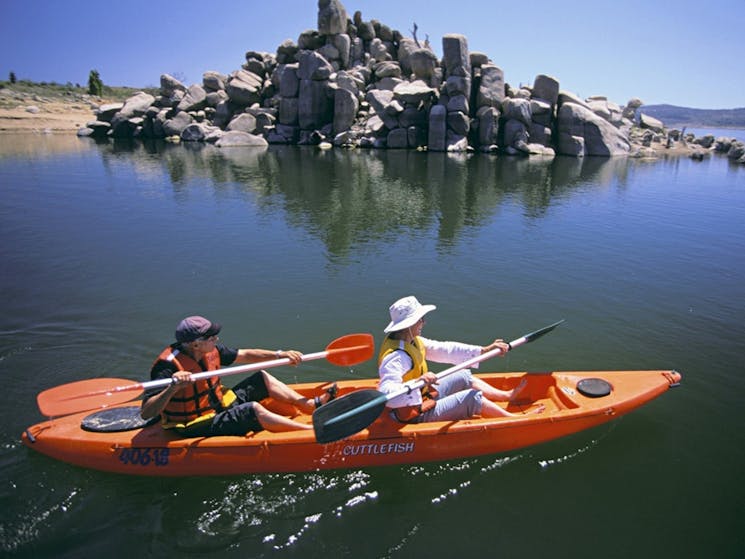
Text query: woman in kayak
378 296 545 423
140 315 336 436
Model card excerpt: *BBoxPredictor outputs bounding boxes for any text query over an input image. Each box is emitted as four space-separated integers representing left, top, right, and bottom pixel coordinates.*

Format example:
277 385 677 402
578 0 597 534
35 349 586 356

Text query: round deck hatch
576 378 612 398
81 406 157 432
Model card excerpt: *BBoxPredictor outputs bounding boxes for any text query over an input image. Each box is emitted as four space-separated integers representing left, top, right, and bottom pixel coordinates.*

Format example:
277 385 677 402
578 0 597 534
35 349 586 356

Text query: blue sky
1 0 743 109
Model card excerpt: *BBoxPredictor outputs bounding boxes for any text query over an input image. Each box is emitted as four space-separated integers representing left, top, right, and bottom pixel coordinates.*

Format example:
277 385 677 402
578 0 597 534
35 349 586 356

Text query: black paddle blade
523 319 565 343
313 389 387 444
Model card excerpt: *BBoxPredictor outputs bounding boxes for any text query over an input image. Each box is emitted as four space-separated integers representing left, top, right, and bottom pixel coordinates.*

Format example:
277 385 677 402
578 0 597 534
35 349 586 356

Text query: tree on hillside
9 71 16 84
88 70 103 96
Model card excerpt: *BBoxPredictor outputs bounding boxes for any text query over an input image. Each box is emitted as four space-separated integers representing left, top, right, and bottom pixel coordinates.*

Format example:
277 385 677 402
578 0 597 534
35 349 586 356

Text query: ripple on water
194 470 378 551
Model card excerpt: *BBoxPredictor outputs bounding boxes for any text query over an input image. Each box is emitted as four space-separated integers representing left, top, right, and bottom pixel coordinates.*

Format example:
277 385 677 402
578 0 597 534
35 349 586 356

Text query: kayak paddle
312 320 564 443
37 333 374 417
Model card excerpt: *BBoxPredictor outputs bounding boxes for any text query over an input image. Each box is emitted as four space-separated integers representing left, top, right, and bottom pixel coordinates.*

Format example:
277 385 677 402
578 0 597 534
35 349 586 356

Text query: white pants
416 369 482 423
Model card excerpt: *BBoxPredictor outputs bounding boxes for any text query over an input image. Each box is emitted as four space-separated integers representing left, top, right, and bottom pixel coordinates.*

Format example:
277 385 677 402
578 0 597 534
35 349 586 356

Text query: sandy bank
0 101 92 133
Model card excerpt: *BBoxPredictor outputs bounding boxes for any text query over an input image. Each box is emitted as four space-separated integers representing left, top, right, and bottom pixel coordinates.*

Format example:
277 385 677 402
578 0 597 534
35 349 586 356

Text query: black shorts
175 371 270 437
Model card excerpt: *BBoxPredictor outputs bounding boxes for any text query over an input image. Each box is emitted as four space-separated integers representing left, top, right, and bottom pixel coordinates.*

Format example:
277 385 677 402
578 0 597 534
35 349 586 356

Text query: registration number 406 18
117 447 170 467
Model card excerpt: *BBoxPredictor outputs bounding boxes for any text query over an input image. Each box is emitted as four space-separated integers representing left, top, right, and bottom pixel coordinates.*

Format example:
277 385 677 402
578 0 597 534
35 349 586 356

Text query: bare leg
260 371 332 414
473 377 528 402
480 399 546 418
253 402 312 432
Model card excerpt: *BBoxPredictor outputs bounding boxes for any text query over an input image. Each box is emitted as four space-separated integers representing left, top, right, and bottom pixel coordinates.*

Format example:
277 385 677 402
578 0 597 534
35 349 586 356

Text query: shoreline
0 98 740 161
0 103 92 134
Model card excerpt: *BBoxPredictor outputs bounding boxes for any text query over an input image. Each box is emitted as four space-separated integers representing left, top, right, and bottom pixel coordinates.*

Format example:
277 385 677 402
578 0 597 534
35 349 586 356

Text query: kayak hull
21 370 681 476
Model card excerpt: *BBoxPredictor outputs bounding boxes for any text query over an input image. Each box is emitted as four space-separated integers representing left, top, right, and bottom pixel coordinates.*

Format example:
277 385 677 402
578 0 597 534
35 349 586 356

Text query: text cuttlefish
341 441 415 456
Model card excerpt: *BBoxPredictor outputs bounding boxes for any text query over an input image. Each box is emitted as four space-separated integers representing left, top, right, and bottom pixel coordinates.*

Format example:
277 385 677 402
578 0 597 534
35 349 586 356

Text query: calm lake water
1 133 743 558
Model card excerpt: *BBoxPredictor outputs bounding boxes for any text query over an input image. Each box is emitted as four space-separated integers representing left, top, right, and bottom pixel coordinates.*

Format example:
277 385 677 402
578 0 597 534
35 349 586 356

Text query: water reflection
0 133 92 158
87 140 651 254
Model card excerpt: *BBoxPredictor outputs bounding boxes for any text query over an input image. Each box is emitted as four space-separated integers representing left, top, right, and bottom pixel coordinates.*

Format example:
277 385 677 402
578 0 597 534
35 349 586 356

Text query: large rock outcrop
82 0 652 157
557 100 631 156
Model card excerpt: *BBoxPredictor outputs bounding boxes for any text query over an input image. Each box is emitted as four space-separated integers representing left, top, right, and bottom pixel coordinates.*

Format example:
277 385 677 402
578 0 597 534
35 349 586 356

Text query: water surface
1 134 743 557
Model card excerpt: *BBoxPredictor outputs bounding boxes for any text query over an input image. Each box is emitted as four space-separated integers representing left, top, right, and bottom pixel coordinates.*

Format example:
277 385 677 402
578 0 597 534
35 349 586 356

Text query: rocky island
3 0 743 164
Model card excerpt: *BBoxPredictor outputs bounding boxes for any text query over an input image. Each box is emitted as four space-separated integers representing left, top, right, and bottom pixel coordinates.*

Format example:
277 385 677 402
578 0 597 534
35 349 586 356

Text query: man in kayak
140 316 336 436
378 296 545 423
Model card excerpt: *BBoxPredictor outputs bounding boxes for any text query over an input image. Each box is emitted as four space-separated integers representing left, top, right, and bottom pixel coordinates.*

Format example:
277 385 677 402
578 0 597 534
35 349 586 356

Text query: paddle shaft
66 345 370 400
321 320 564 431
391 324 559 399
142 349 337 391
37 333 375 418
322 342 510 427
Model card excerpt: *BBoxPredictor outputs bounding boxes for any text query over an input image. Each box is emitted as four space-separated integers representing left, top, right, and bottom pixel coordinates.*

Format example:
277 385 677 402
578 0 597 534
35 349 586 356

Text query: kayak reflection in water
378 296 546 424
140 316 336 436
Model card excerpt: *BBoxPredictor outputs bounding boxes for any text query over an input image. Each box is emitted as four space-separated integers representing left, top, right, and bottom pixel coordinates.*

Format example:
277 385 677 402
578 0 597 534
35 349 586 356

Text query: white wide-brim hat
384 296 436 333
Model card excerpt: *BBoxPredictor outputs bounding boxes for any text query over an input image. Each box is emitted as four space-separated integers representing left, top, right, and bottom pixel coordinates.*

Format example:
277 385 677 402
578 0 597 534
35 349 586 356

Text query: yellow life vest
154 346 237 429
378 336 434 422
378 335 428 382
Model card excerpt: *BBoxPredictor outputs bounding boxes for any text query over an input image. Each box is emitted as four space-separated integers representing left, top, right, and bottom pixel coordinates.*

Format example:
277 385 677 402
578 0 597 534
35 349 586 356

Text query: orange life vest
154 346 236 429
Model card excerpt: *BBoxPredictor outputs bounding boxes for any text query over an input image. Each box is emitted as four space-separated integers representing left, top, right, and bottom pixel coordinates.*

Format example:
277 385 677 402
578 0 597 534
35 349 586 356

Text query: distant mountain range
639 105 745 129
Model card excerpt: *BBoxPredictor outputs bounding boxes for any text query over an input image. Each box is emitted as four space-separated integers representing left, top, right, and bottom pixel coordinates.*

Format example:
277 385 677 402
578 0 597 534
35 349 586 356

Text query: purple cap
175 316 221 343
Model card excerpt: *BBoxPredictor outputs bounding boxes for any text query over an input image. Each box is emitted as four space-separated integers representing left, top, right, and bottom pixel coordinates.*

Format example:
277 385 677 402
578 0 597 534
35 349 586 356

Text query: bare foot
526 403 546 414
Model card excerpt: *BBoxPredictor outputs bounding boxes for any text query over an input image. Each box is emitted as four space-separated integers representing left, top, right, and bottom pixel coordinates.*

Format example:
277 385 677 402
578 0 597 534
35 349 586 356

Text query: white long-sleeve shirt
378 337 482 408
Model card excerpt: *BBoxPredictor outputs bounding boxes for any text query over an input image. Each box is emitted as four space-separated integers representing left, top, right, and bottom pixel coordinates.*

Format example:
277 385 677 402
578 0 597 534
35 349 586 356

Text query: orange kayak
21 370 681 476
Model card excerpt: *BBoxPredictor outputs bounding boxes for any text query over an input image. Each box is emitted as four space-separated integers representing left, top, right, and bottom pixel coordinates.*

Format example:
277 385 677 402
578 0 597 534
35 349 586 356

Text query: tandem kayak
22 370 681 476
